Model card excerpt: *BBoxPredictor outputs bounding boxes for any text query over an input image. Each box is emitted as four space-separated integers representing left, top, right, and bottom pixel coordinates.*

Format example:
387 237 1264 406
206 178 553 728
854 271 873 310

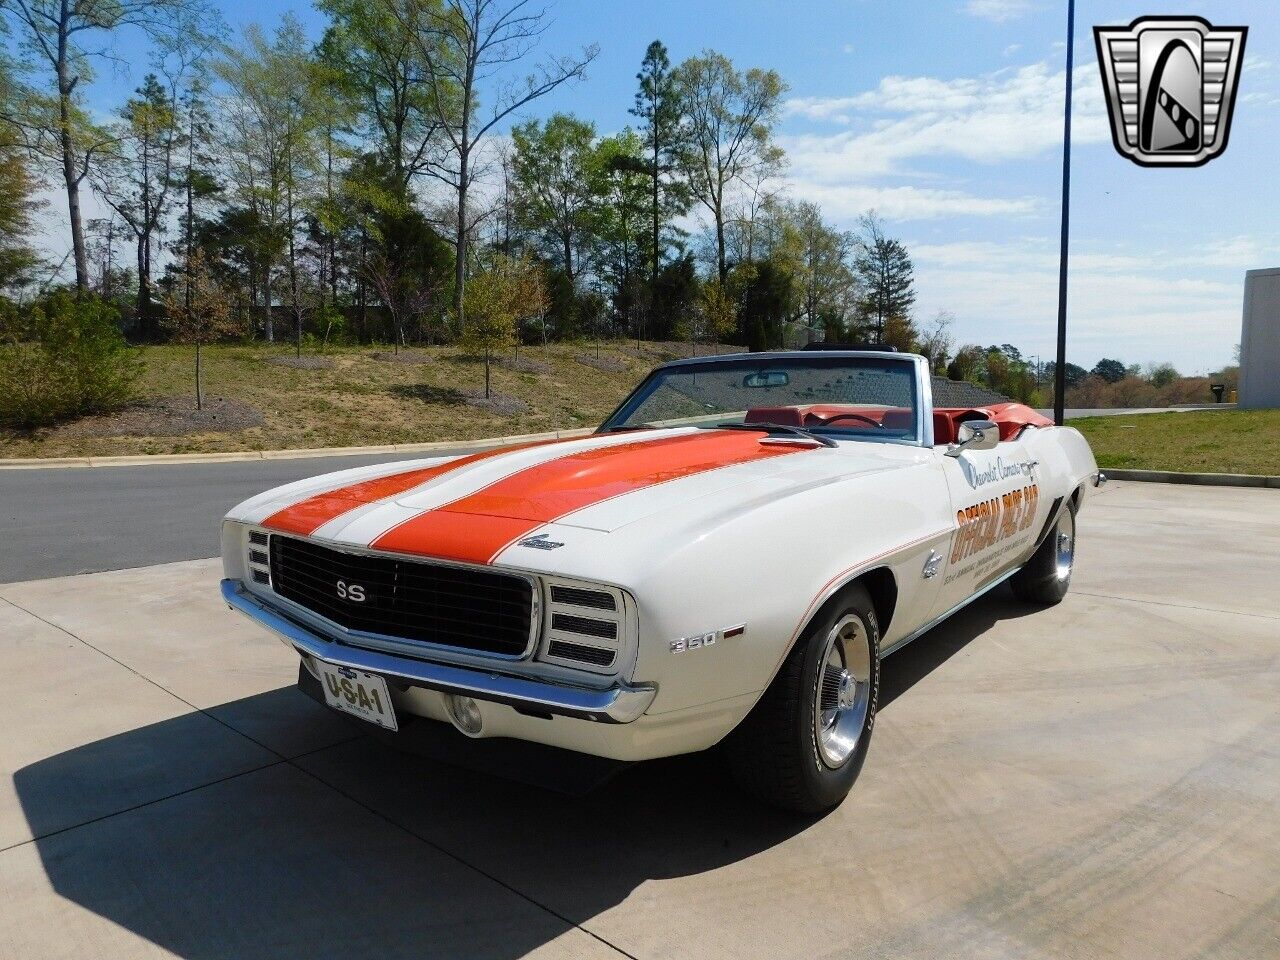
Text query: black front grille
551 612 617 640
269 535 534 657
548 640 616 667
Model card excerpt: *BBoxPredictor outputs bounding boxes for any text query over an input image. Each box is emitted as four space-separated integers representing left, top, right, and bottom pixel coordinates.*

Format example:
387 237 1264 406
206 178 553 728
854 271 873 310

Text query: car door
929 430 1046 618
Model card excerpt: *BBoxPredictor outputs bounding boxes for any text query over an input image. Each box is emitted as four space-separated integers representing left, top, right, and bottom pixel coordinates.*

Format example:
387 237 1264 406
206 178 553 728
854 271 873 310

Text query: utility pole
1054 0 1076 426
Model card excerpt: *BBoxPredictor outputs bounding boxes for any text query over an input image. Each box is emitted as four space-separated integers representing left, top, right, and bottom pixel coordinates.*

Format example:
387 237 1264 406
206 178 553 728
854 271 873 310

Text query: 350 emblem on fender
336 580 367 602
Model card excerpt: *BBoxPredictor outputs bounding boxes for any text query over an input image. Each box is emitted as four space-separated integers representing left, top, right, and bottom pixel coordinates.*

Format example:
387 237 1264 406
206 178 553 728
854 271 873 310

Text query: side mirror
945 419 1000 457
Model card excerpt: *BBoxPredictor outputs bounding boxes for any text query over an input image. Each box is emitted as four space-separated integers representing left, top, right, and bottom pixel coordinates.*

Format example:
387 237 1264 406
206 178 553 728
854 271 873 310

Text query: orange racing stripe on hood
260 438 563 536
370 429 813 564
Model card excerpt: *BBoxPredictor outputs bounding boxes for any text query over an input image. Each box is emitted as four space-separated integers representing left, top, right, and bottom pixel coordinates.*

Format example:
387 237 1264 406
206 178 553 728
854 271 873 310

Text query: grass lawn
1073 409 1280 476
0 341 703 459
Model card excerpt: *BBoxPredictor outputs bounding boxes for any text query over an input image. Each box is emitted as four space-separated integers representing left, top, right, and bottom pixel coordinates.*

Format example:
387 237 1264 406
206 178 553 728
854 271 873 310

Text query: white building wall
1240 268 1280 409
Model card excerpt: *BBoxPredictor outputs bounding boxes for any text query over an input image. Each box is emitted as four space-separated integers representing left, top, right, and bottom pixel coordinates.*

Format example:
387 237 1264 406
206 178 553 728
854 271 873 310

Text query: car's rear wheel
1011 498 1077 604
725 584 880 814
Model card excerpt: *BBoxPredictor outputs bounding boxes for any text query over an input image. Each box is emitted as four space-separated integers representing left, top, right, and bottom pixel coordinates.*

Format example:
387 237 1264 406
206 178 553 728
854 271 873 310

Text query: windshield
602 355 921 443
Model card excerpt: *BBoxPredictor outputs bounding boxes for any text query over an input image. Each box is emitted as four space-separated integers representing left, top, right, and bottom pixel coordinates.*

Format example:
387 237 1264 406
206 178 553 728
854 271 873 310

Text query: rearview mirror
945 419 999 457
743 371 790 389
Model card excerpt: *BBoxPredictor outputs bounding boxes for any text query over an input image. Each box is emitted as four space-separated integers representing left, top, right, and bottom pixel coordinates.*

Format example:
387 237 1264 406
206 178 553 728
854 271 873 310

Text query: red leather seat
744 406 806 427
932 411 957 445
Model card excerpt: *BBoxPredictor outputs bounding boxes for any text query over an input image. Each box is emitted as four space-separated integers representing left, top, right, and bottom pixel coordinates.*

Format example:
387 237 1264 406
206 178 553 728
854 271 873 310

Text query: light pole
1053 0 1076 426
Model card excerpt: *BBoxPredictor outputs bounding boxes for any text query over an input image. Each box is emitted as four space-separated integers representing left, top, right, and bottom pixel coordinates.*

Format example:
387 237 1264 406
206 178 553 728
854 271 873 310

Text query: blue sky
33 0 1280 373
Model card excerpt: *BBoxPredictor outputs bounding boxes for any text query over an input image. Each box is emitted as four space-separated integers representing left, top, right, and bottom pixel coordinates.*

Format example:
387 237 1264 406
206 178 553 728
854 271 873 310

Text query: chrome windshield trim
222 579 656 724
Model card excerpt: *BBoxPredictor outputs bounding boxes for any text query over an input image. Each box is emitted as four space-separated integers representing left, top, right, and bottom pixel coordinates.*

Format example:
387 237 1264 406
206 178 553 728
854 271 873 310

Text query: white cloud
962 0 1034 24
910 238 1247 371
842 43 855 55
786 183 1039 221
780 60 1110 218
1003 44 1022 57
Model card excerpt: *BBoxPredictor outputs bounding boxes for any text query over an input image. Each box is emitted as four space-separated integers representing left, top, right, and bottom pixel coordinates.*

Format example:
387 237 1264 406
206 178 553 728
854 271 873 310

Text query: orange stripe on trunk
261 438 562 536
371 429 811 564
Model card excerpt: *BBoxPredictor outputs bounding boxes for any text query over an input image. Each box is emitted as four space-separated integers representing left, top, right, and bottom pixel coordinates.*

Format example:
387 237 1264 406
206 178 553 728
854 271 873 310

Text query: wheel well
856 566 898 637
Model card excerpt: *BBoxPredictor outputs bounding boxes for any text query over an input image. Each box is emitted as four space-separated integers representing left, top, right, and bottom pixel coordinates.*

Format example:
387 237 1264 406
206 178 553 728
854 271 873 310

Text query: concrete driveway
0 481 1277 959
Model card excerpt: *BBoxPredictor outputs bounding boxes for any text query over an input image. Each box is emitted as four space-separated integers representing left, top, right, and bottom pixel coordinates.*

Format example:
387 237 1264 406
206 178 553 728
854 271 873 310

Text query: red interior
743 402 1052 445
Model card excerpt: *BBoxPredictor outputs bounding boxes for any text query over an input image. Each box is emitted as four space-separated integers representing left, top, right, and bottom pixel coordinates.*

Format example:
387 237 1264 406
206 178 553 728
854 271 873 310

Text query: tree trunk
454 151 468 334
57 47 90 292
135 236 149 334
484 347 491 398
262 265 274 342
716 211 728 283
651 138 660 288
195 339 203 411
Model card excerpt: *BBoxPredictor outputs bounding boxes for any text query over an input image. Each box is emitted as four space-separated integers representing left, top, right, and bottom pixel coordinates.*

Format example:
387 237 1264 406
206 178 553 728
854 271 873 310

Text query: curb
1104 468 1280 489
0 427 596 470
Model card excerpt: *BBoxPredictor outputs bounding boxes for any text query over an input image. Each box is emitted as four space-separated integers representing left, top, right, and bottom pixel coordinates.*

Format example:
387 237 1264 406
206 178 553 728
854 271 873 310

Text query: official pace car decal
944 482 1040 586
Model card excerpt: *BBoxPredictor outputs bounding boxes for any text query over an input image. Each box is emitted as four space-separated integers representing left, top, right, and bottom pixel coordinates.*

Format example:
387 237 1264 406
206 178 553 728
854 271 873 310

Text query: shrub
0 293 142 428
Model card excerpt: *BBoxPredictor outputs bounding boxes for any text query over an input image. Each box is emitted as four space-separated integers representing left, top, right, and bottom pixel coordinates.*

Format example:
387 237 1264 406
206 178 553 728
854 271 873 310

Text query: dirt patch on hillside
266 355 335 370
60 395 265 438
462 389 528 416
371 349 432 364
576 354 630 373
498 355 552 375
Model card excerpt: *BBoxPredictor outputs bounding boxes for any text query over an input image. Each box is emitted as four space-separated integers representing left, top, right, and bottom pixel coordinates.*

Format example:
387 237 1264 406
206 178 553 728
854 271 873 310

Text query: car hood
239 428 912 565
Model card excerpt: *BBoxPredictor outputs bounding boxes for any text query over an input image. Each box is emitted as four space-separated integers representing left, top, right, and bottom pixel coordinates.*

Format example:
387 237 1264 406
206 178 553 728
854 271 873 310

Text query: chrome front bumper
221 579 657 724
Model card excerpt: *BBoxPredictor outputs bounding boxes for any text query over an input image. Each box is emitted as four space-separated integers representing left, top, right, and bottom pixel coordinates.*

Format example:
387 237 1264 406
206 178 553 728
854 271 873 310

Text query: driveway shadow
13 589 1038 959
880 583 1043 708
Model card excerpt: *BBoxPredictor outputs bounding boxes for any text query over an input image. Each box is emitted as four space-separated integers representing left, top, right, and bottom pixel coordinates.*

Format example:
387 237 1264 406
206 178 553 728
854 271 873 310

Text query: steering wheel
816 413 885 429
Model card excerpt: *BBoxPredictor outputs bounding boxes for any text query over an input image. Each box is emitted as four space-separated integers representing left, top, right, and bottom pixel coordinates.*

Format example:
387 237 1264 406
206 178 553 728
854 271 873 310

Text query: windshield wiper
708 421 837 448
601 423 658 433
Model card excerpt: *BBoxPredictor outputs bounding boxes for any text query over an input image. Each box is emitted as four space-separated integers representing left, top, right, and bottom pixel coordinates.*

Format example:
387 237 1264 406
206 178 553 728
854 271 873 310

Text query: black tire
725 583 880 814
1011 498 1077 605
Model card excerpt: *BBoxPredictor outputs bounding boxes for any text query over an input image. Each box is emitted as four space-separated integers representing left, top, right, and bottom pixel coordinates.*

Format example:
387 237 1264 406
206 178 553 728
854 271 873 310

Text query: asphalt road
0 448 478 583
1 480 1277 960
0 404 1232 584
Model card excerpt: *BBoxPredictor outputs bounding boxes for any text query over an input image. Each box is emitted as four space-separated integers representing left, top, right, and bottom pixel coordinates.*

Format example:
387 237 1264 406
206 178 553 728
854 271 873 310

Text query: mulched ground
498 355 552 375
370 349 432 364
461 389 529 416
60 395 265 438
266 355 335 369
575 354 630 373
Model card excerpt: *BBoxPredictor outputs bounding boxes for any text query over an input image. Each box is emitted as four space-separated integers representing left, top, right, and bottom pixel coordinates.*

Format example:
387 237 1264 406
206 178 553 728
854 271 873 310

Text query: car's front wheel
1011 498 1077 605
725 583 880 814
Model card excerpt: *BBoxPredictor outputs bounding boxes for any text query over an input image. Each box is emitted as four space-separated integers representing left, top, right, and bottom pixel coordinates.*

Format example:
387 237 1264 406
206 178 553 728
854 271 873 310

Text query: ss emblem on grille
336 580 367 602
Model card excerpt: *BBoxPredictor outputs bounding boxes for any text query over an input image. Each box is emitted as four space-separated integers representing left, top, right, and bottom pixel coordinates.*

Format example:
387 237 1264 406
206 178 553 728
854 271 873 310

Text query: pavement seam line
1072 590 1280 621
0 736 367 856
0 594 639 959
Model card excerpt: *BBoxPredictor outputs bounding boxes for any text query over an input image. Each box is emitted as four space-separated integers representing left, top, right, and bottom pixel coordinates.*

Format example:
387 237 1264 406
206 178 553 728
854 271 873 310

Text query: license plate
314 661 398 731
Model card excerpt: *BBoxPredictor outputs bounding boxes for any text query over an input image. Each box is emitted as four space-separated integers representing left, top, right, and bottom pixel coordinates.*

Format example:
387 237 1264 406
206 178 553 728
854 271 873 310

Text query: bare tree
383 0 597 332
673 50 785 283
0 0 212 290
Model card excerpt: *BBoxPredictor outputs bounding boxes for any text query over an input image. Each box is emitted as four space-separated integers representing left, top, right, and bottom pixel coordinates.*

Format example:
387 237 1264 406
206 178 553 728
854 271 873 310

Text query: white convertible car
221 349 1100 812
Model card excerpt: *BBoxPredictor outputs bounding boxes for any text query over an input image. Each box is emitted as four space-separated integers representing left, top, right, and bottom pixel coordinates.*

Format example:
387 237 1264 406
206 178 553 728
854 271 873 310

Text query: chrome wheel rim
814 614 872 769
1055 509 1076 581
